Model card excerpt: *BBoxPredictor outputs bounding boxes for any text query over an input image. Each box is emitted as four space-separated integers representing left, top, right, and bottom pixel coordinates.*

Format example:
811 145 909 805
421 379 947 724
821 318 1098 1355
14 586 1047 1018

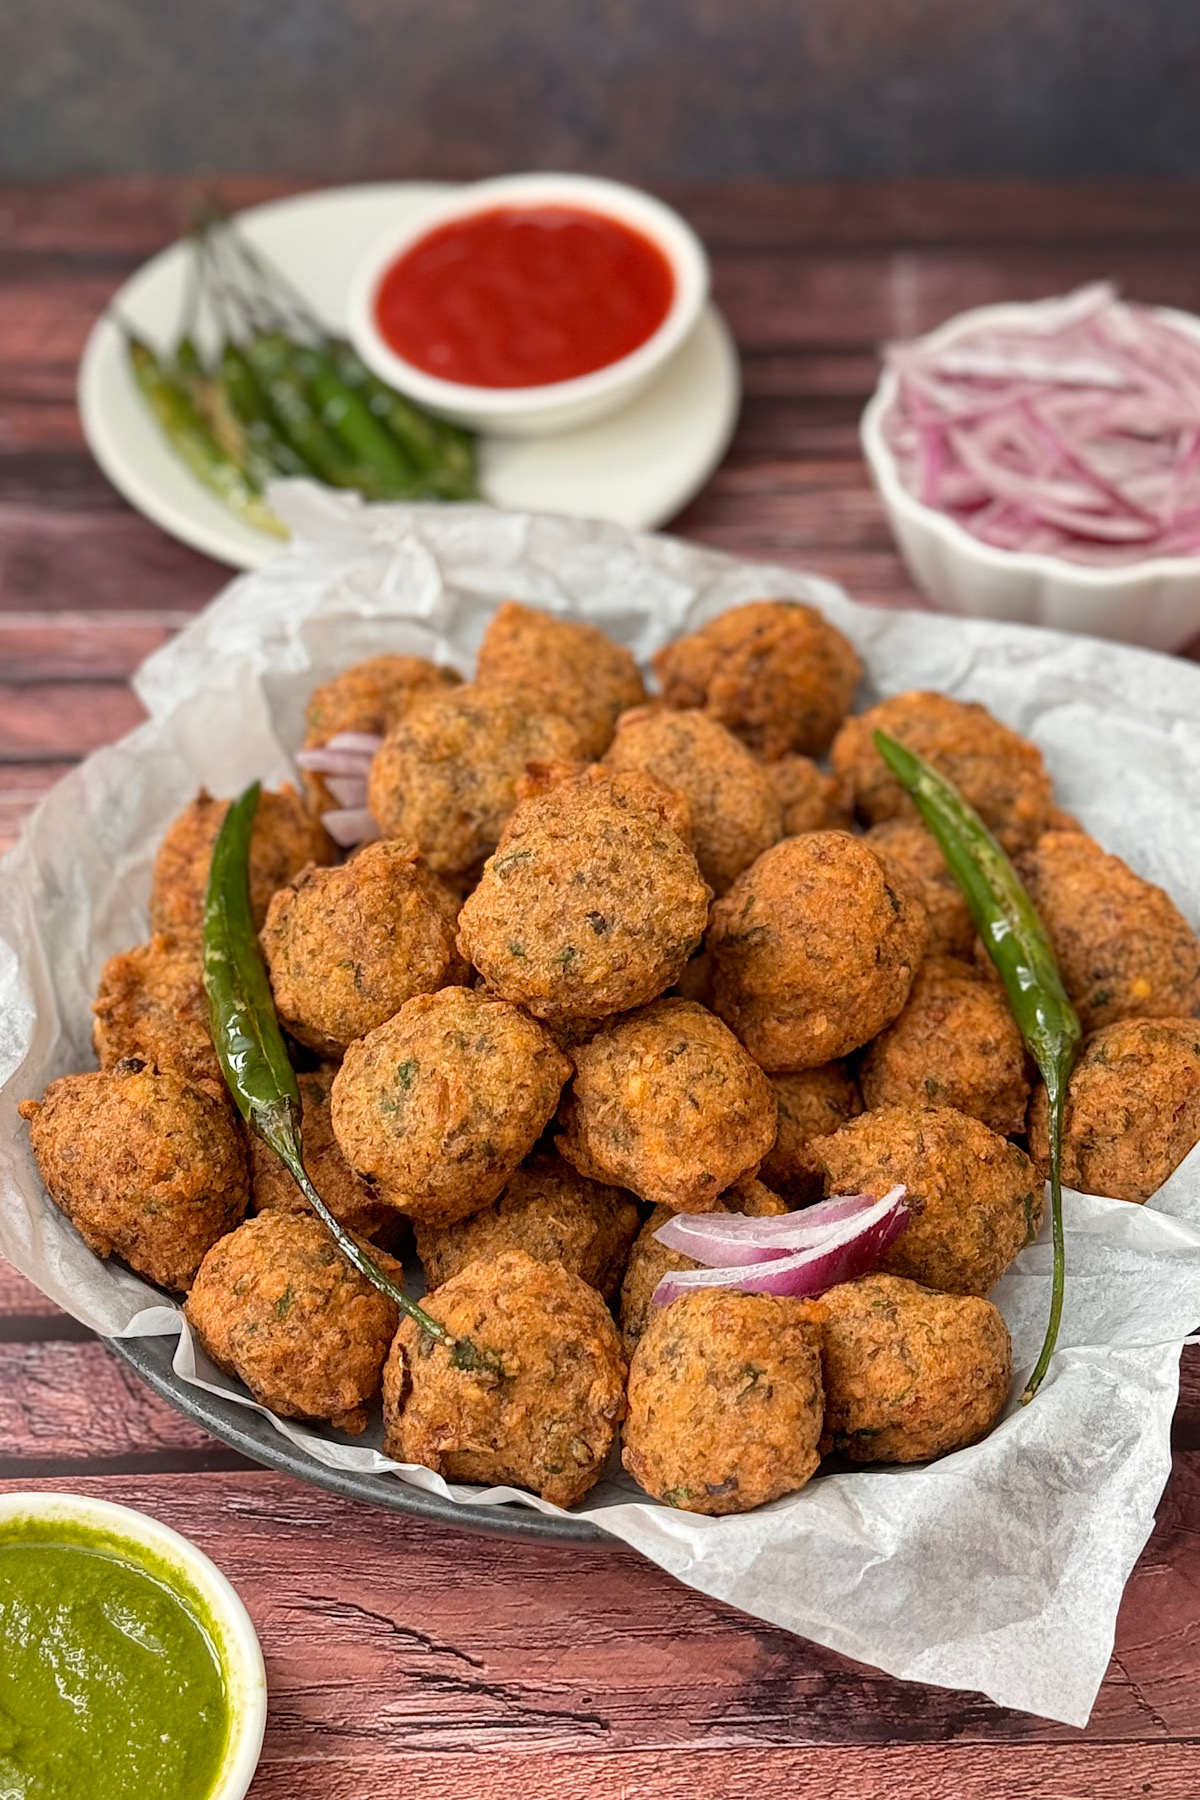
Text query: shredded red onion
650 1187 909 1305
322 806 381 848
884 284 1200 564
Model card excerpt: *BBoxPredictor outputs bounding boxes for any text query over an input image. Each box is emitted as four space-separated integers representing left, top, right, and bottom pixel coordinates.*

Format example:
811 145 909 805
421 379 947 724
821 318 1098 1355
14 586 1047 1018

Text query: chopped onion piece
884 286 1200 565
324 731 385 755
296 746 377 777
653 1192 886 1265
650 1188 910 1305
322 806 380 848
320 775 369 810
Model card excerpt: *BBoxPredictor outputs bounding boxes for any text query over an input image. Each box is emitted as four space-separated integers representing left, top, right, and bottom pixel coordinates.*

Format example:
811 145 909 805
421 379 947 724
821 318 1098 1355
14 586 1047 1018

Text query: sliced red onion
296 747 376 777
653 1192 884 1265
324 731 385 755
650 1187 910 1305
884 286 1200 565
321 774 369 810
322 806 381 848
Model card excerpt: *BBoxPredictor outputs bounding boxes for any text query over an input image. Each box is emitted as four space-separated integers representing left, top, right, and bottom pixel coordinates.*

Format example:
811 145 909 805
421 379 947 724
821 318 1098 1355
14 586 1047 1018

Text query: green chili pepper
289 341 424 495
325 338 479 498
874 730 1082 1402
244 331 379 491
202 782 501 1378
126 335 286 540
219 341 309 478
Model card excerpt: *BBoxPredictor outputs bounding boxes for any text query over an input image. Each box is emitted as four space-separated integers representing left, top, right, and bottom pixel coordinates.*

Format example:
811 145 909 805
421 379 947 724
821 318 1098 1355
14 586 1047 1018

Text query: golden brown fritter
185 1212 400 1433
150 786 333 935
815 1273 1011 1463
831 691 1054 854
618 1182 788 1355
415 1151 640 1302
604 705 782 896
260 840 468 1056
19 1063 247 1292
92 931 221 1089
557 998 778 1211
305 654 461 743
858 957 1030 1137
763 755 853 837
366 683 582 878
1015 830 1200 1033
652 600 862 761
457 768 710 1025
810 1104 1042 1297
622 1288 825 1514
331 987 570 1226
303 654 462 812
382 1248 627 1507
760 1064 863 1203
863 819 976 960
475 601 647 760
1028 1017 1200 1204
708 831 930 1071
249 1067 396 1242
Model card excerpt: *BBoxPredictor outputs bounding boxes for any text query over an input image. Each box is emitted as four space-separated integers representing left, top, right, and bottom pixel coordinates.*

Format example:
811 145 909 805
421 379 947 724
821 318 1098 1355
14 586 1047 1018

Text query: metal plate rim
109 1333 607 1545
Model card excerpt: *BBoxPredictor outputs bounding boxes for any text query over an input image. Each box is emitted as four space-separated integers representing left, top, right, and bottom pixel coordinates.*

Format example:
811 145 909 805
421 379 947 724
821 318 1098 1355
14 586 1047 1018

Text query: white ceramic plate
78 182 741 569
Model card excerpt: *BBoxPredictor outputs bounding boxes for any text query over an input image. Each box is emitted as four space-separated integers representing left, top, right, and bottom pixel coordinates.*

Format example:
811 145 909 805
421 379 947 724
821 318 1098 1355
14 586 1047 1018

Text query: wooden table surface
4 177 1200 1798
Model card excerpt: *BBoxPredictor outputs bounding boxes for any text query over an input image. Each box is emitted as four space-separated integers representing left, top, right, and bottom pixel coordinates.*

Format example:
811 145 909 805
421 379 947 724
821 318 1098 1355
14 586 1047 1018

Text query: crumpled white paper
3 481 1200 1725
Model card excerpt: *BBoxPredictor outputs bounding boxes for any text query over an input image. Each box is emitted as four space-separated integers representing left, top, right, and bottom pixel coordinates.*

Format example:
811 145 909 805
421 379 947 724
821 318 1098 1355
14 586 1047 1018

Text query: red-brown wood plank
0 680 145 758
1 1464 1199 1761
0 614 180 679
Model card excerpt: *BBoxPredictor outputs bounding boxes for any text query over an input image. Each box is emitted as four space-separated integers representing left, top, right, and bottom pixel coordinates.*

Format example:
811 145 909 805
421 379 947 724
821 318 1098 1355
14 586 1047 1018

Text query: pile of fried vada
20 596 1200 1517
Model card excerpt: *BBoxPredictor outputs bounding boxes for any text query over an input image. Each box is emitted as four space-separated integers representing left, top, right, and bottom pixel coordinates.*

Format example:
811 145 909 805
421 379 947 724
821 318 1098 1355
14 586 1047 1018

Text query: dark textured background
6 0 1200 182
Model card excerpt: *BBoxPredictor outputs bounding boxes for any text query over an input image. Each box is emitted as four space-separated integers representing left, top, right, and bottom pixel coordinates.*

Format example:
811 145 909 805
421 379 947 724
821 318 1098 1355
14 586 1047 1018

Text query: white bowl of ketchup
346 172 710 438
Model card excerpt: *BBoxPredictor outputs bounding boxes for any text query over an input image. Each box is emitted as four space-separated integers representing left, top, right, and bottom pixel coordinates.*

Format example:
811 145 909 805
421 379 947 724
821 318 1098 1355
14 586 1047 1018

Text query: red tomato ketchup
374 206 676 389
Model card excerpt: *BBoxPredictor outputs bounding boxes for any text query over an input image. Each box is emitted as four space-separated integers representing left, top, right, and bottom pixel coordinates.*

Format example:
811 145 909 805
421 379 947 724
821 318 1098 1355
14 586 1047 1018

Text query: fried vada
1028 1016 1200 1204
185 1211 400 1433
1016 830 1200 1033
831 691 1054 854
622 1288 825 1514
414 1150 640 1301
92 931 221 1090
475 600 646 759
20 1062 247 1292
604 705 781 896
652 600 862 760
261 839 468 1055
618 1181 788 1354
382 1247 627 1507
859 956 1030 1137
811 1104 1042 1296
759 1063 862 1203
816 1273 1011 1463
556 997 778 1211
366 683 582 879
151 786 333 934
458 767 710 1024
708 831 929 1070
331 987 570 1226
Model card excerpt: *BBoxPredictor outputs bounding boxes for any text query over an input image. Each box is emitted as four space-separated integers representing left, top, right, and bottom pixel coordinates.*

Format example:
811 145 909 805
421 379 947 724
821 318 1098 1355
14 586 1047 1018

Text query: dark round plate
111 1333 604 1544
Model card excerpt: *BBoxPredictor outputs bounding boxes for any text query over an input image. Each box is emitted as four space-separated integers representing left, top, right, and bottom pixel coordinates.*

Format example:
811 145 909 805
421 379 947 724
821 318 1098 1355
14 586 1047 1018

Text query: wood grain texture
2 1460 1200 1772
3 180 1200 1783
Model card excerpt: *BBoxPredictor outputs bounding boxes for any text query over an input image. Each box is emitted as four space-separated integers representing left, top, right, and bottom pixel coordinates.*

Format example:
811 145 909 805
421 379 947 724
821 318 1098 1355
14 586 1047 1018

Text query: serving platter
78 182 741 568
4 501 1200 1717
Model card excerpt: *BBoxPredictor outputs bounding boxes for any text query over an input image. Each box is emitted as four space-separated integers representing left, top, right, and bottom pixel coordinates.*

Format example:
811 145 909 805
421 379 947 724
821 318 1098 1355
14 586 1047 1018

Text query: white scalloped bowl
861 297 1200 653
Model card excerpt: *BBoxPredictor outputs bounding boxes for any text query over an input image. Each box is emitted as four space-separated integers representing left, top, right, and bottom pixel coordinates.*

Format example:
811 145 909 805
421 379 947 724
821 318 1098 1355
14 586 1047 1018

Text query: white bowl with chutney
0 1492 266 1800
347 171 711 438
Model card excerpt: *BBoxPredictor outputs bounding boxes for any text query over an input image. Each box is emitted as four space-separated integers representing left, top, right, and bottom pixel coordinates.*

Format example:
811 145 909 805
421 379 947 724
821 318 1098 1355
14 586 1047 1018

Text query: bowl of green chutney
0 1491 267 1800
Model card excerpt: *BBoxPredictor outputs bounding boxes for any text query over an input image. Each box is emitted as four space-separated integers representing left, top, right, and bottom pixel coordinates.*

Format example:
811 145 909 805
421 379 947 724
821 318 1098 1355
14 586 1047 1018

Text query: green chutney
0 1515 232 1800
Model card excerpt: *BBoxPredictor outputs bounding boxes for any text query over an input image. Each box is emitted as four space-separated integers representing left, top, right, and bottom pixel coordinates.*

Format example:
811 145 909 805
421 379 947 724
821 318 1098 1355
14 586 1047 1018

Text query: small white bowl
0 1491 266 1800
861 297 1200 653
347 171 710 439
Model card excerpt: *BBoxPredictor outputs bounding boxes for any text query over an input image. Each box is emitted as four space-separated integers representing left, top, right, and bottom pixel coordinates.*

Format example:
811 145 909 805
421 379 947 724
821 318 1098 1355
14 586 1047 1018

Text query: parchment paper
4 482 1200 1723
